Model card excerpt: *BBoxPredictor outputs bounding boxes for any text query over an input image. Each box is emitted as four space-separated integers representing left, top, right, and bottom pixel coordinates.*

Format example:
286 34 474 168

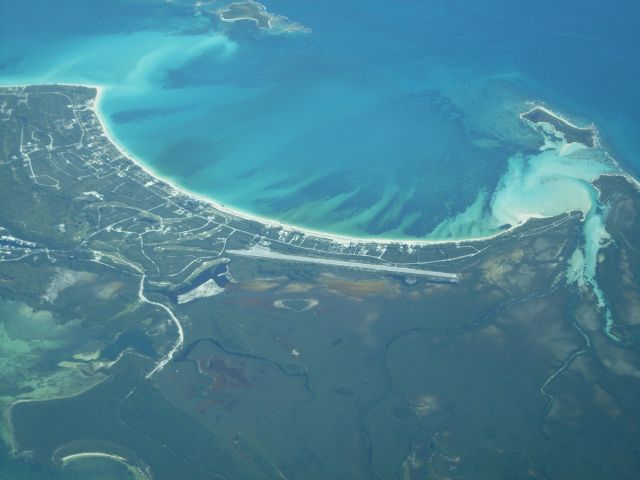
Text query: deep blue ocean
1 0 639 239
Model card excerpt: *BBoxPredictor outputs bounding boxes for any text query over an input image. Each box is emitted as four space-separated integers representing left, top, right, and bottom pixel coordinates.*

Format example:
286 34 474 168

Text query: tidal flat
1 85 640 479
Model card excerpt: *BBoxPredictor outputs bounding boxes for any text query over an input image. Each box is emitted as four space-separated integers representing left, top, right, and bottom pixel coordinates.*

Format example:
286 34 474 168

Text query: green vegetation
2 86 640 479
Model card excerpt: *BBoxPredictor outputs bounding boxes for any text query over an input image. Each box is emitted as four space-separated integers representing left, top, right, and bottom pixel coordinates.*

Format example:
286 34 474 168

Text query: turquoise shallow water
0 0 638 240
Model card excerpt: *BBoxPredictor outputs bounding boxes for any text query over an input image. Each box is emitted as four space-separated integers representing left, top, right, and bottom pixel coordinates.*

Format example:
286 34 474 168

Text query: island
522 105 597 147
214 0 311 34
1 84 640 480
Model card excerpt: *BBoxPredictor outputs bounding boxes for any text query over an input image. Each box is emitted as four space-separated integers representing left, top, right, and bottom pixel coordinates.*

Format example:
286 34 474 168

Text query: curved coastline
5 81 638 247
58 451 151 480
88 83 633 247
4 374 108 452
91 83 518 247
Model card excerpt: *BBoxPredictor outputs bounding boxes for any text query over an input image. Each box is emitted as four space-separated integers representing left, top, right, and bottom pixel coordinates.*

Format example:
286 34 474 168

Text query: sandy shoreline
520 103 597 132
4 82 638 248
89 84 513 247
58 451 152 480
60 451 129 464
3 373 106 455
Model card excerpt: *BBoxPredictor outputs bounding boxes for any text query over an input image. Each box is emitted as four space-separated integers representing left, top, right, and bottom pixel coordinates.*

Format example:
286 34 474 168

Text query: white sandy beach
90 84 582 247
4 82 637 248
